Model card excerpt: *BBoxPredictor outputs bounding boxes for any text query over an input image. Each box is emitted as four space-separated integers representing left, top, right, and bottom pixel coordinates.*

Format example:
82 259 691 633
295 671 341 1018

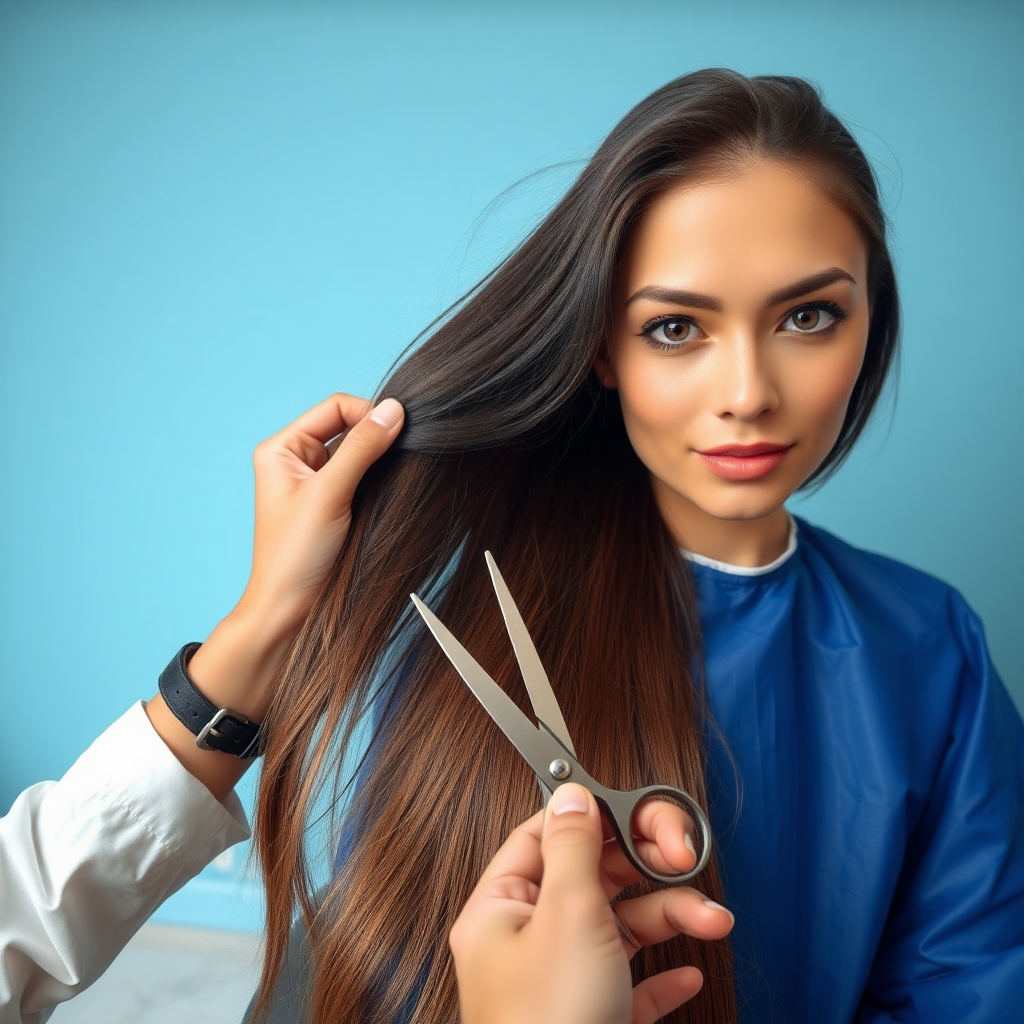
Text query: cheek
615 349 705 439
786 340 867 453
614 368 704 464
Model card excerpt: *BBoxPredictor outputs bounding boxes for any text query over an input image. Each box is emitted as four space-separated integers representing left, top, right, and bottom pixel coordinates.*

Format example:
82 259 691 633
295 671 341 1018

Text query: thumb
317 397 405 510
536 784 605 913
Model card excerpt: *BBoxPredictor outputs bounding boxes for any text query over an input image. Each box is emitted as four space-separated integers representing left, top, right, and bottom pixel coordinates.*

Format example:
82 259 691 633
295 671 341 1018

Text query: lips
695 442 793 481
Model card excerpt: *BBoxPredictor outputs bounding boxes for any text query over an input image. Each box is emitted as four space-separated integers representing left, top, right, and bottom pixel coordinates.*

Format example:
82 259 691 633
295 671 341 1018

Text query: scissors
410 551 712 886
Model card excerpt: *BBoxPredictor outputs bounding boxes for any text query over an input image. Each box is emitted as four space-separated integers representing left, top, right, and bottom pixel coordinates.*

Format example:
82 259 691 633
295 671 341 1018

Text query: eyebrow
625 267 857 312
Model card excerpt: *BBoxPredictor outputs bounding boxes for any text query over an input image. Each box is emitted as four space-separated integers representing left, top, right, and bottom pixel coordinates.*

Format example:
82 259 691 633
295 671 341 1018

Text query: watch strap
158 642 262 759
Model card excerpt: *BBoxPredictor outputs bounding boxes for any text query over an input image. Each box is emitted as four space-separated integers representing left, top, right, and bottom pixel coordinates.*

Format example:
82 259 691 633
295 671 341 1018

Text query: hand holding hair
146 393 405 800
450 784 734 1024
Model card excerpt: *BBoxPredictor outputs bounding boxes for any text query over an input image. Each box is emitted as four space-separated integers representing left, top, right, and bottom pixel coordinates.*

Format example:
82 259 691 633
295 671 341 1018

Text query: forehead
618 161 868 300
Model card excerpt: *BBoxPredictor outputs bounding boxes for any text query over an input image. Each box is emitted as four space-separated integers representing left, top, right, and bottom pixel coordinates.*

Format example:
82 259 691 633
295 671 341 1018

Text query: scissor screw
549 759 572 781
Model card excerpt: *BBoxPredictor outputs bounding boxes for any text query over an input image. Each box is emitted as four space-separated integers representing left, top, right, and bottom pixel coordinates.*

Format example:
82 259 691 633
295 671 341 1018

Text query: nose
712 331 780 422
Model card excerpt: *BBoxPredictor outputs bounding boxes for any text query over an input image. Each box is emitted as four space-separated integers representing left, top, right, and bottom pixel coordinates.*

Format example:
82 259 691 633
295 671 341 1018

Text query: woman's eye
782 306 837 333
644 318 700 347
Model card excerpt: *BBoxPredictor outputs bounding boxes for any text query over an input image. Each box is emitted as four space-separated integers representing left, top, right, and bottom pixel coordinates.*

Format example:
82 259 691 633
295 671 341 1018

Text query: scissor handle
583 780 713 886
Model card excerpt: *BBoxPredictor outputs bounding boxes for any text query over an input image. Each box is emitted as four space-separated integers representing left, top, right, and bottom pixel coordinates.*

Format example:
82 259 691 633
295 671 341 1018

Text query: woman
172 70 1022 1022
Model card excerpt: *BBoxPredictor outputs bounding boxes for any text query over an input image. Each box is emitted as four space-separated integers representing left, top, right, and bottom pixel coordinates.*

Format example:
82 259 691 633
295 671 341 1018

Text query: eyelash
637 299 851 351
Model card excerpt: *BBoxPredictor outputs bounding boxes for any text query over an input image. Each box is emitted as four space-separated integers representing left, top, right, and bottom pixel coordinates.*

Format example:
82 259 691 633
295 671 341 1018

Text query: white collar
681 515 798 577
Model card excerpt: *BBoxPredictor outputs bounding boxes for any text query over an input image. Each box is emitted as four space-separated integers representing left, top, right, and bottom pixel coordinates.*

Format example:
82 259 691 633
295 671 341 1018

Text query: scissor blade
484 551 576 758
410 594 555 774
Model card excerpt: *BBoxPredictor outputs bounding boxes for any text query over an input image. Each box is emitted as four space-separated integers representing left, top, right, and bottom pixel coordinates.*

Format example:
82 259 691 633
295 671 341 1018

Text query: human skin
451 783 733 1024
595 160 871 567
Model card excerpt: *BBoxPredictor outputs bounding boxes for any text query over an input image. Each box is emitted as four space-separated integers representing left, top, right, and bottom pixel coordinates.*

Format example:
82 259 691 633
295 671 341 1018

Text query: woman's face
599 161 871 533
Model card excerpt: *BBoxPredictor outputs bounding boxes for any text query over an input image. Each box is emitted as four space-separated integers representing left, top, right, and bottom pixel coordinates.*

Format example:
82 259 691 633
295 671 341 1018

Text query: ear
592 348 618 389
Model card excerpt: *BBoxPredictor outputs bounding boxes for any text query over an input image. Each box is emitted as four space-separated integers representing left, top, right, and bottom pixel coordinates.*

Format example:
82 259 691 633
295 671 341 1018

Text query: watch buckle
196 707 251 751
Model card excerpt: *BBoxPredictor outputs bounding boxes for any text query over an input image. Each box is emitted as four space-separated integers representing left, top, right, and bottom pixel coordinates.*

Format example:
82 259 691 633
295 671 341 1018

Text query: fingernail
370 398 403 429
702 899 734 921
549 783 589 815
684 831 697 858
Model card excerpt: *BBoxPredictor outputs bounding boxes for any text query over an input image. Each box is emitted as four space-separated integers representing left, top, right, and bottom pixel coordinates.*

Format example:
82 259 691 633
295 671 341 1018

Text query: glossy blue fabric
698 518 1024 1023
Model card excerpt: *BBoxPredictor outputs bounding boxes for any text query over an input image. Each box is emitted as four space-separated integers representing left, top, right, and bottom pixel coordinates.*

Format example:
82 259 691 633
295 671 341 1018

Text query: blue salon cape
699 518 1024 1023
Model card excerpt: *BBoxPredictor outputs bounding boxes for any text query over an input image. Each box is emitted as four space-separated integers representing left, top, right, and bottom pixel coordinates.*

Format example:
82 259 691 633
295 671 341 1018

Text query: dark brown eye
663 319 690 340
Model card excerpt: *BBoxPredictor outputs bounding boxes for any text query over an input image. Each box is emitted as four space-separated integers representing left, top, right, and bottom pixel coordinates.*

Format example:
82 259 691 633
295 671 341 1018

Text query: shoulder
792 516 988 673
792 519 1023 786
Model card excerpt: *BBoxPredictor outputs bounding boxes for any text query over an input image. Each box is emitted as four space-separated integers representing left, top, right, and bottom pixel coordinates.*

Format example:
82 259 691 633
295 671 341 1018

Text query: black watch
158 642 263 759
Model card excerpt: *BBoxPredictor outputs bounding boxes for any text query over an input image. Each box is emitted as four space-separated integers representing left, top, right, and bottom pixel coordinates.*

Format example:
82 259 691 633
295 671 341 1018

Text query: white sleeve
0 701 251 1024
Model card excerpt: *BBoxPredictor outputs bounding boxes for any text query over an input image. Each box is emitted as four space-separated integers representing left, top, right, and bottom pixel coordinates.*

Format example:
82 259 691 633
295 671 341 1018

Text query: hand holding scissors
411 552 713 886
451 784 734 1024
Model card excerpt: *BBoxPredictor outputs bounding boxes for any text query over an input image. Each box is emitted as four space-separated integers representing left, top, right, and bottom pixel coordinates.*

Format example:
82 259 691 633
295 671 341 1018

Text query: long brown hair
253 69 900 1023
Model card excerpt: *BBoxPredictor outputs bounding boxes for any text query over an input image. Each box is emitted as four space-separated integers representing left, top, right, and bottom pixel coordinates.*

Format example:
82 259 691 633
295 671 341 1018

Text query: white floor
49 924 261 1024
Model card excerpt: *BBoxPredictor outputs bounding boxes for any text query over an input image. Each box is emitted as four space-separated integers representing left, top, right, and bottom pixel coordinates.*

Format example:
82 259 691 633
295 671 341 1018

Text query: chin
686 481 793 522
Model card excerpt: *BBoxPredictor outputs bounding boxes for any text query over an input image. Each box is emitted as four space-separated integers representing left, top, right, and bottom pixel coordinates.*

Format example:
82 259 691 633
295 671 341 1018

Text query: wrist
231 583 311 640
186 608 297 723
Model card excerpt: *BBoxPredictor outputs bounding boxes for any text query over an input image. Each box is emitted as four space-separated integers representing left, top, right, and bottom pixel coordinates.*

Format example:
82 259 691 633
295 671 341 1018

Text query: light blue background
1 1 1021 931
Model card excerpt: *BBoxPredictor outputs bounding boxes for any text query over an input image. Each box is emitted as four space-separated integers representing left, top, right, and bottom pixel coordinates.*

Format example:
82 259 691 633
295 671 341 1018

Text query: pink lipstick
696 442 793 481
